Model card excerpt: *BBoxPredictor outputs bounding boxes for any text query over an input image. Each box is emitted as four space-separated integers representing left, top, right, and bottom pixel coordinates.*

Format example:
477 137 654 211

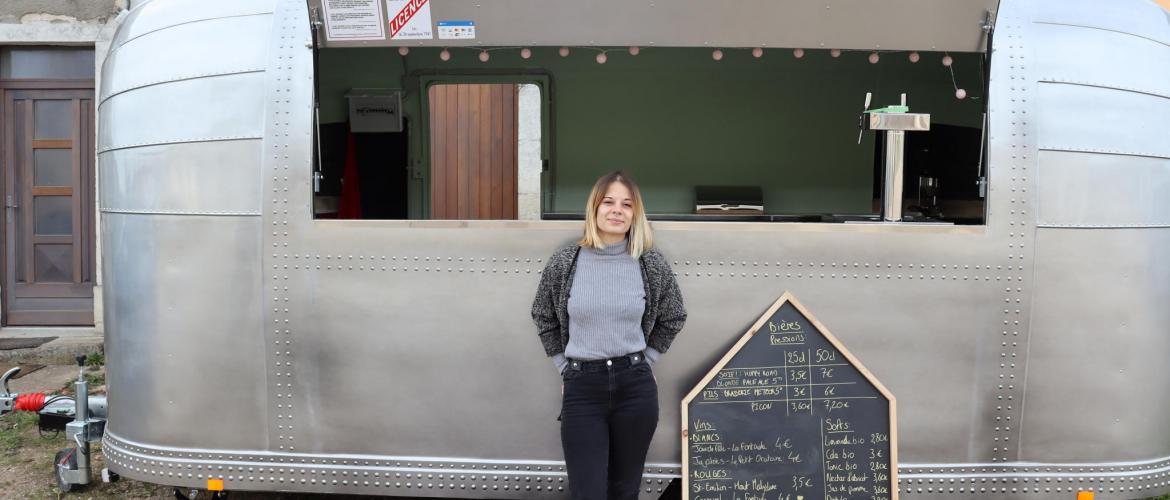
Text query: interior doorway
427 83 520 220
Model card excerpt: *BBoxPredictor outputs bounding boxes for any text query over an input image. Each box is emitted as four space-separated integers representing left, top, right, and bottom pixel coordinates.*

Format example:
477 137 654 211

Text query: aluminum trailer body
98 0 1170 498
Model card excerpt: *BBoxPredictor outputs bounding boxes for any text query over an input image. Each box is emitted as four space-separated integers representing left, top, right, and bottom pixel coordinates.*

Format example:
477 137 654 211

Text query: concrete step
0 327 103 365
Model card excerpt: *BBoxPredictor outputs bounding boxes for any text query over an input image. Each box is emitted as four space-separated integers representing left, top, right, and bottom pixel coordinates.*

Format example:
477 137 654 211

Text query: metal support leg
59 355 99 489
882 130 906 222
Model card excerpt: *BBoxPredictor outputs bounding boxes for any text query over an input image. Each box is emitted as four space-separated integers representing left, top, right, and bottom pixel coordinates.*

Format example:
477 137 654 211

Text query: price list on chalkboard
682 293 896 500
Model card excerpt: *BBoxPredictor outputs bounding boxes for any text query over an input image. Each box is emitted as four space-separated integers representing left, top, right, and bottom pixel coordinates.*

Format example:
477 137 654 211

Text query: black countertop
542 213 978 225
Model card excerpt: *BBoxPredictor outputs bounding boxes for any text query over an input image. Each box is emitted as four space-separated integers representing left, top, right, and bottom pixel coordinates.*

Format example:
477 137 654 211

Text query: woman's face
595 181 634 240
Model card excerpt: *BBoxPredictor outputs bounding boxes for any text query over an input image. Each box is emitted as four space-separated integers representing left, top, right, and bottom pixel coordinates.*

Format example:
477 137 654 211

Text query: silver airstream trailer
93 0 1170 498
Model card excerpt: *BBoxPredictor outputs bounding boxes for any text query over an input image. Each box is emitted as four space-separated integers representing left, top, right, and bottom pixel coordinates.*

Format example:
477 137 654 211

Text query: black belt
567 352 646 372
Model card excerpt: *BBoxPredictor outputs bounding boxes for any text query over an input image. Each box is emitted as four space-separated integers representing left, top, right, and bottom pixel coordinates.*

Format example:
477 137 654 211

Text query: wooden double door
1 83 95 326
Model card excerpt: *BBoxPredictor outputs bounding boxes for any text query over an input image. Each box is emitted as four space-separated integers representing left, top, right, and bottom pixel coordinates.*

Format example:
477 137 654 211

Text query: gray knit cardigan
531 244 687 357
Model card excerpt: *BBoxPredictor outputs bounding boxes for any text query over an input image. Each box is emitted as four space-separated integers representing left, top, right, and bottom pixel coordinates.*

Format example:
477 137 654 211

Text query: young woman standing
532 171 687 500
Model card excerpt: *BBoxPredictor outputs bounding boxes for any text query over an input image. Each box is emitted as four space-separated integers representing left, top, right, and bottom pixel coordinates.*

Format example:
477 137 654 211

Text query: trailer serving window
312 46 987 225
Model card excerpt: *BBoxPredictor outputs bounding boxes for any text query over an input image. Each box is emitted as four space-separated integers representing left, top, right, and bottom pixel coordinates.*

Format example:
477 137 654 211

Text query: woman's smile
594 181 636 245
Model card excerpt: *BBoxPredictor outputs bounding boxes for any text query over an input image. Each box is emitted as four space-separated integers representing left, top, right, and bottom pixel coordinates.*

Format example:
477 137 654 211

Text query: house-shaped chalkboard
681 292 897 500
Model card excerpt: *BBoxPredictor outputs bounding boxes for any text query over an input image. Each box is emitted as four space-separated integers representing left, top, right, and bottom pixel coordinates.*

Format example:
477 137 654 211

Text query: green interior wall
318 47 985 218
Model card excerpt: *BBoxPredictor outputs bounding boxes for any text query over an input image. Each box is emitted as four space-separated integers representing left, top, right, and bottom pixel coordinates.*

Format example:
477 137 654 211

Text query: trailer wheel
53 448 78 492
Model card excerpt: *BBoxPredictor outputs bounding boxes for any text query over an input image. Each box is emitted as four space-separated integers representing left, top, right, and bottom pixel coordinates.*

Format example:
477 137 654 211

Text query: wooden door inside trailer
428 83 519 220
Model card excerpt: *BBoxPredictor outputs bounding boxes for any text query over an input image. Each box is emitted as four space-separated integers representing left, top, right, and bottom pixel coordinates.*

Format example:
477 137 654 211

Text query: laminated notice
322 0 385 41
438 20 476 40
386 0 434 40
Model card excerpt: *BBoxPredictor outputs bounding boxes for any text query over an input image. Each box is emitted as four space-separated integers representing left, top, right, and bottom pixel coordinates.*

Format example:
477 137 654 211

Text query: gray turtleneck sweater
553 239 662 374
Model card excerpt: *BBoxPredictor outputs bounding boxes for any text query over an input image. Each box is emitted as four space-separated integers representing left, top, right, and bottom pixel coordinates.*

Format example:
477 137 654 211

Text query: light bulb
520 47 532 59
955 88 967 99
398 47 410 56
752 47 763 58
868 52 880 64
712 49 723 61
793 48 804 59
559 46 570 57
942 55 953 67
830 49 841 58
440 49 451 61
629 46 640 56
596 52 607 64
478 50 490 62
908 51 920 63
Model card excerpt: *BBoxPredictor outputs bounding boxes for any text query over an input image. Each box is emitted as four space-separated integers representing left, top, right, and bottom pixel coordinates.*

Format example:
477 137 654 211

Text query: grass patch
0 409 48 456
0 411 41 454
58 366 105 394
0 410 62 472
84 370 105 388
86 351 105 367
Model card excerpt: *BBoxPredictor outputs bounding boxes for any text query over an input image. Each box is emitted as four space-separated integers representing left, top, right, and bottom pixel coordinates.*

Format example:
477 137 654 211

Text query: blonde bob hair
579 171 653 258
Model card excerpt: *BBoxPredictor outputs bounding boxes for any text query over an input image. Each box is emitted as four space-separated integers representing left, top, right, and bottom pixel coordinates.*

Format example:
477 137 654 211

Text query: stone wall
0 0 122 24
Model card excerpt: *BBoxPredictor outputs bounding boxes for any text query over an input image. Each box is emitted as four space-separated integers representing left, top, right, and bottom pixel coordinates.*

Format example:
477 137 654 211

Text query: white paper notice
386 0 434 40
322 0 385 41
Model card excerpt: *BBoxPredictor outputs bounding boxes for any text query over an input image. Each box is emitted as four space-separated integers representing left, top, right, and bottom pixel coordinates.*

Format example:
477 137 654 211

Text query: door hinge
309 6 324 29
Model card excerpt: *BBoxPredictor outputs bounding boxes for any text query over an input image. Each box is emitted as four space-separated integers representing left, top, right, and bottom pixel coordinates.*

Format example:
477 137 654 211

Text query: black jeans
560 355 659 500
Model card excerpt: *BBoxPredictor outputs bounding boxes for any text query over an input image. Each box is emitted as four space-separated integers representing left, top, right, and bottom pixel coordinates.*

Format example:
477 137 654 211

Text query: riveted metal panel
1037 151 1170 228
102 213 267 449
101 428 1170 498
99 141 263 215
101 14 272 102
97 73 267 153
111 0 275 50
898 458 1170 498
657 229 1006 464
284 224 1004 462
1036 82 1170 159
316 0 997 52
259 0 316 456
1033 1 1170 47
976 0 1040 466
1021 228 1170 461
1033 22 1170 99
103 431 587 497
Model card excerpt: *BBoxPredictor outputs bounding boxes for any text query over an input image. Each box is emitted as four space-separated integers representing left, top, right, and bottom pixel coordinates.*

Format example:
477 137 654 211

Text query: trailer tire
53 448 77 492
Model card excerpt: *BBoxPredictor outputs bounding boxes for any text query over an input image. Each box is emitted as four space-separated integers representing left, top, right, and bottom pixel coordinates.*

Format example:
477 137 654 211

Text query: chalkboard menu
682 292 897 500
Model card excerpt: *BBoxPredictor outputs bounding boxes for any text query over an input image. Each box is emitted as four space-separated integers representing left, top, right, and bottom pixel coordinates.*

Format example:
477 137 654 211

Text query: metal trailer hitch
0 355 114 491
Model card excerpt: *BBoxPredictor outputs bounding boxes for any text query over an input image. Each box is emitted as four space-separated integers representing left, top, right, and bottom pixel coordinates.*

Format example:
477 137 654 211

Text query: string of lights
406 46 977 99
